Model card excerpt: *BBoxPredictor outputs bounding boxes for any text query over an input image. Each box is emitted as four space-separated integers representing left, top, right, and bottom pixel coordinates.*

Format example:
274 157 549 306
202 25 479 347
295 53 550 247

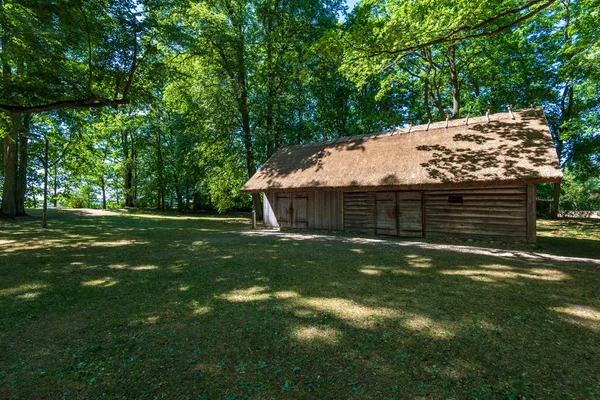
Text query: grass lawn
1 210 599 399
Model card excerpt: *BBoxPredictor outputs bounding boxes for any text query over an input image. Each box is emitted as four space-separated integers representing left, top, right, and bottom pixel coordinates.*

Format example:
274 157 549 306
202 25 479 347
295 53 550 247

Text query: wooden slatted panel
424 186 528 242
398 191 423 237
526 184 537 243
276 193 291 227
376 192 397 236
308 191 343 230
343 191 376 234
293 193 308 228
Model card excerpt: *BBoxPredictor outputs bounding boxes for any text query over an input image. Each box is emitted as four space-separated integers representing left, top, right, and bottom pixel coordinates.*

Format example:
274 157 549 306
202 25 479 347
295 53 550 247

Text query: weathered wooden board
424 186 528 242
293 193 308 228
398 191 423 237
307 191 342 230
376 192 398 236
266 185 532 243
344 191 376 234
526 184 537 243
276 193 291 227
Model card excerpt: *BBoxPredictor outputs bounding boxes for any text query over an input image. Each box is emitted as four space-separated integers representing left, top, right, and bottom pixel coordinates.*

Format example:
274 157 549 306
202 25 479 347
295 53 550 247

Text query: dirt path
242 229 600 266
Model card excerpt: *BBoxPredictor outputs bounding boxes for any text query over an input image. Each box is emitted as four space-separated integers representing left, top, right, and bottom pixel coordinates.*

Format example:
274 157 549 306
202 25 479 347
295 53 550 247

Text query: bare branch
0 97 129 114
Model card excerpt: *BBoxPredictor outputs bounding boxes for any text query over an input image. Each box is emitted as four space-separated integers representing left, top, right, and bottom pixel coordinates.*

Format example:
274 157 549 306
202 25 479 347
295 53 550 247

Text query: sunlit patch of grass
90 239 149 247
15 292 42 300
404 254 433 268
81 277 118 287
537 218 600 259
293 326 342 344
0 282 50 296
538 218 600 240
189 300 212 315
272 290 300 299
129 265 158 271
439 266 570 282
218 286 272 302
359 268 382 275
403 315 455 339
297 297 401 328
551 305 600 331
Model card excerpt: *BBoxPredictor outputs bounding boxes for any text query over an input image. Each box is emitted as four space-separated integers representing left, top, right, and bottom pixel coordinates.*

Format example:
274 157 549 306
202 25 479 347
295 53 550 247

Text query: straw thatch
241 107 562 193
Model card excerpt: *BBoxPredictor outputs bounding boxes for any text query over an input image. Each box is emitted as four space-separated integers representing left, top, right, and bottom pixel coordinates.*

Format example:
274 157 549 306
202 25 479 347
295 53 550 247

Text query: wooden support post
526 184 536 243
252 210 257 229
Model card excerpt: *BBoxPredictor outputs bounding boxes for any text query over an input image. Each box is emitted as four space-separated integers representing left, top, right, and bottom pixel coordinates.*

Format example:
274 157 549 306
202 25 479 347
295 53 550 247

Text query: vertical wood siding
397 192 423 237
424 186 530 242
307 191 343 230
264 191 342 230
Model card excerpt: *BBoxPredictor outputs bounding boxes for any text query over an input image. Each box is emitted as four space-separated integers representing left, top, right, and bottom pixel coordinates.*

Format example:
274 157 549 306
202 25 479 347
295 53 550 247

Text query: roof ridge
287 108 535 151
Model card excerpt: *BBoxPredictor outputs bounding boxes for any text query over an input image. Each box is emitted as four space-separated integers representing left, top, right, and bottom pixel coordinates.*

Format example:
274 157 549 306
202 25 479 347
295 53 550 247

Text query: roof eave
240 176 563 193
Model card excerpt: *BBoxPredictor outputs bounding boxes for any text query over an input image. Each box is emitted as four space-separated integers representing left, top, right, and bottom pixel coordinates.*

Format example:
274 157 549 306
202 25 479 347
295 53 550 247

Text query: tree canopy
1 0 599 218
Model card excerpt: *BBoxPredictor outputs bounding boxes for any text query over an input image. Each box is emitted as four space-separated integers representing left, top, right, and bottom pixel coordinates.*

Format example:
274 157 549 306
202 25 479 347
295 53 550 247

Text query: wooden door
398 191 423 237
293 192 308 228
277 193 292 228
376 192 398 236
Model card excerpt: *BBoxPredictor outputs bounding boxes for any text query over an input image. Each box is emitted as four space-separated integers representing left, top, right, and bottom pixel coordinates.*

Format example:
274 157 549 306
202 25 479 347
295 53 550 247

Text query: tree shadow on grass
0 212 598 399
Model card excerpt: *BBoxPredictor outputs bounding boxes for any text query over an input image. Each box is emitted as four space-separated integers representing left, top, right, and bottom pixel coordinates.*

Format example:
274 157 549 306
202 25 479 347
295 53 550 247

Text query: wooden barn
241 108 562 243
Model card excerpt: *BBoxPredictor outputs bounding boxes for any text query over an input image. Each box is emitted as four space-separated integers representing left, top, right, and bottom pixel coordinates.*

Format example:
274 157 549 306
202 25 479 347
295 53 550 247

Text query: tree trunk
550 77 572 219
185 186 191 210
132 143 137 203
15 114 29 216
265 18 276 158
156 129 165 211
448 44 460 118
122 130 134 207
174 174 183 210
1 114 18 217
53 164 58 207
236 39 263 220
423 78 432 122
193 190 199 211
42 137 49 228
101 176 107 209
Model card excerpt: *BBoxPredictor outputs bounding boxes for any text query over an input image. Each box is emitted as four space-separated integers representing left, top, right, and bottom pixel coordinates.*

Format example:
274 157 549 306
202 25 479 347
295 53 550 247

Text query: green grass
1 210 599 399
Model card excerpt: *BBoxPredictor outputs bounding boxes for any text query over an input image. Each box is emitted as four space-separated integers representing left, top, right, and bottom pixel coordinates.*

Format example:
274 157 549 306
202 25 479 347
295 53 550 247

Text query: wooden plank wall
424 186 530 242
397 192 423 237
343 191 376 235
526 184 537 243
307 191 343 230
263 191 343 230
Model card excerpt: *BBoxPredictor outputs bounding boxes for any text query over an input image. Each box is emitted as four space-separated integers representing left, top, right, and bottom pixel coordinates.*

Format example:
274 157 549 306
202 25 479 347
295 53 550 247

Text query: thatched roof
241 107 562 193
